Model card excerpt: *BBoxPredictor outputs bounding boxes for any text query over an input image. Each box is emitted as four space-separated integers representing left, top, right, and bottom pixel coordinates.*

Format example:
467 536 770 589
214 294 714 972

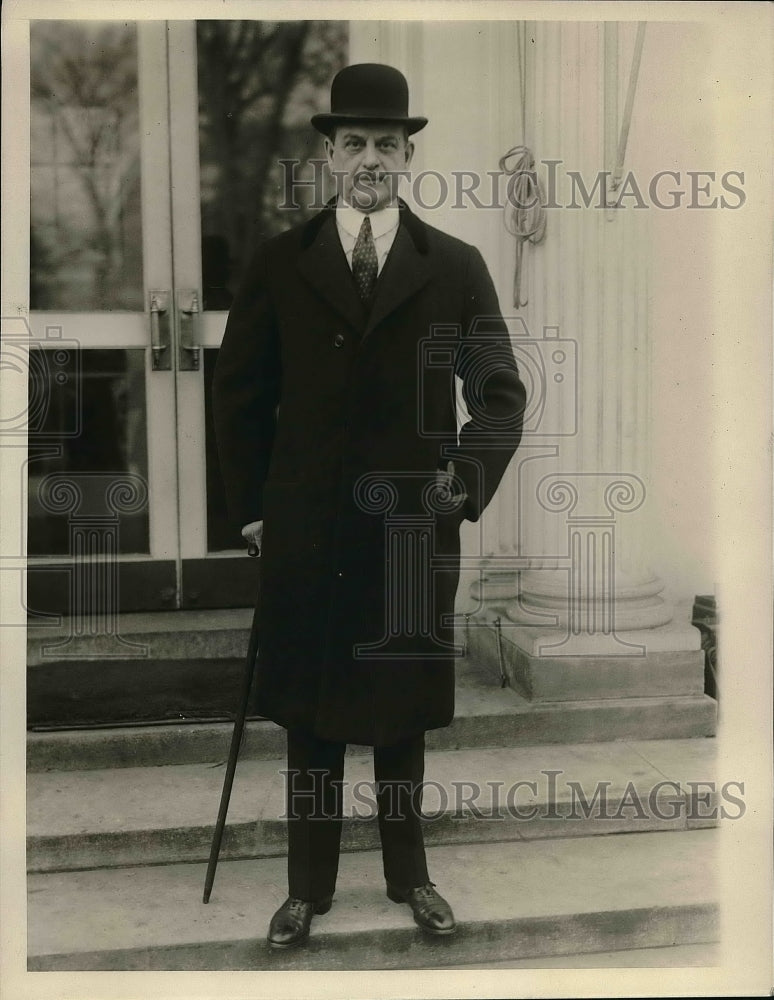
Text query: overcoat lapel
297 200 433 336
365 222 432 336
297 212 366 332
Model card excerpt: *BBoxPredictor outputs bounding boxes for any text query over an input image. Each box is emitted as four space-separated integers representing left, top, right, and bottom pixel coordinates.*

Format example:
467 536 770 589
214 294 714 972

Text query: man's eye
345 140 363 150
379 141 397 150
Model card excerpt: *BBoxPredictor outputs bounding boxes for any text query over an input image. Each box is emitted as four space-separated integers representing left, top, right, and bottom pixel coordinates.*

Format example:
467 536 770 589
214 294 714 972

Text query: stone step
27 609 255 727
27 608 717 734
26 608 257 664
27 738 717 872
443 941 720 968
27 666 717 772
27 828 719 971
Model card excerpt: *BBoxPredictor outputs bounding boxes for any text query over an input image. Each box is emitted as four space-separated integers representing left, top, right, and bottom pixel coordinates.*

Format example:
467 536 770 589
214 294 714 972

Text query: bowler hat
311 63 428 136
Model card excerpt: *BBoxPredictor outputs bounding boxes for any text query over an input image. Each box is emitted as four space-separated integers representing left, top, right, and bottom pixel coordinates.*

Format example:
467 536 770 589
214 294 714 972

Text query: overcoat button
333 333 345 348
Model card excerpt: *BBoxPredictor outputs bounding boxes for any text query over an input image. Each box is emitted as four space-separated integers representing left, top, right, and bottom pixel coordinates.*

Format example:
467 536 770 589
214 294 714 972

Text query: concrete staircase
26 611 719 971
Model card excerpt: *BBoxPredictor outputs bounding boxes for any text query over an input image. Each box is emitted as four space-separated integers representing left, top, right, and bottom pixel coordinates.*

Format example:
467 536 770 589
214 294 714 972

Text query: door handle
178 289 201 371
149 290 172 371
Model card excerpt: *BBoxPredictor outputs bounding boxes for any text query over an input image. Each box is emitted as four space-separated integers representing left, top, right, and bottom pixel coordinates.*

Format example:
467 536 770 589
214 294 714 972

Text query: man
213 63 526 949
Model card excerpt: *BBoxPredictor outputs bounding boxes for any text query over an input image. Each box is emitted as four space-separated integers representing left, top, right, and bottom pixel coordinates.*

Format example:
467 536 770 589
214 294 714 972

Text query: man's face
324 122 414 212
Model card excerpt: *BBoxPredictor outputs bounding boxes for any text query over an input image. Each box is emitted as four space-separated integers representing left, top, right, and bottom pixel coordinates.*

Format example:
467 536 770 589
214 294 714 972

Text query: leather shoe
386 881 456 935
267 895 333 948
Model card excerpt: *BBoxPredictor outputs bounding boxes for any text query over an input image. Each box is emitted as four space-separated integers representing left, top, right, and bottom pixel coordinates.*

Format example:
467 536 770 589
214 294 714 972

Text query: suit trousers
285 727 429 901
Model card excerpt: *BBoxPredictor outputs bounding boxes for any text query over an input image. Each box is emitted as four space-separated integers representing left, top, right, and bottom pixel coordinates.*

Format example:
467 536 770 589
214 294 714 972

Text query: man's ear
323 135 335 167
404 140 415 168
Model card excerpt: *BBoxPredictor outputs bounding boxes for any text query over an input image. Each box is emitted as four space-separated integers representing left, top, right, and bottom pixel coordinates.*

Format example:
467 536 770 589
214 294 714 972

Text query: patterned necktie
352 214 378 302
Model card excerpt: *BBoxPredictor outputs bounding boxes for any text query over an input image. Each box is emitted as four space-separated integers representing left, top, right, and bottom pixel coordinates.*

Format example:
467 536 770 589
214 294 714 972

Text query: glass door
28 21 179 615
27 18 348 614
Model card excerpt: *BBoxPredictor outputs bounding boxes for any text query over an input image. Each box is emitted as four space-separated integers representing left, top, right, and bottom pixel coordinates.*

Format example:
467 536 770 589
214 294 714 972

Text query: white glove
241 520 264 554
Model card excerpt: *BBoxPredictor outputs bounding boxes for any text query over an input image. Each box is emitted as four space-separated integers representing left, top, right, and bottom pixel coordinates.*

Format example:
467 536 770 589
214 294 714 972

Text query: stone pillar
462 21 706 701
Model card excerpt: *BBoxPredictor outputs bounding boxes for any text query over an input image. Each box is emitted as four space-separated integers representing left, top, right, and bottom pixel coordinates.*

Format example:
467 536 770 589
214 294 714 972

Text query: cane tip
203 889 211 904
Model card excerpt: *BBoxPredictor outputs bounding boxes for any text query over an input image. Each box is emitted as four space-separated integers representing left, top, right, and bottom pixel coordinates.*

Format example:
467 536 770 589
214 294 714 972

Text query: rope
516 21 527 147
499 145 546 309
611 22 647 192
500 23 546 309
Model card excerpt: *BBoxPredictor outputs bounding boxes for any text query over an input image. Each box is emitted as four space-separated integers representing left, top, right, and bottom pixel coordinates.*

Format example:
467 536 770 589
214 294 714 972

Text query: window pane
27 348 150 556
197 20 348 310
30 22 143 310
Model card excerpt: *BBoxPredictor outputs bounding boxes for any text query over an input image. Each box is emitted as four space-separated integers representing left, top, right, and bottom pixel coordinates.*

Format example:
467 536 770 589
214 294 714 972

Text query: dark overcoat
212 200 526 746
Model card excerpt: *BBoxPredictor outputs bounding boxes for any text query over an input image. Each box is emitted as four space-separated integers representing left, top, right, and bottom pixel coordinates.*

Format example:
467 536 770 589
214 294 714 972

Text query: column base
467 570 521 615
508 569 675 647
463 613 707 704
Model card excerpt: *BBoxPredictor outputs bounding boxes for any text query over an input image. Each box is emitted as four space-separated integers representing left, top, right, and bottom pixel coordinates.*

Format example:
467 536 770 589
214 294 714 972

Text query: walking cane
202 540 260 904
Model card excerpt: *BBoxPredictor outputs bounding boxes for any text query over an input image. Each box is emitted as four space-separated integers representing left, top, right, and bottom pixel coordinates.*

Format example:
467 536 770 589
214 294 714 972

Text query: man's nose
361 139 380 169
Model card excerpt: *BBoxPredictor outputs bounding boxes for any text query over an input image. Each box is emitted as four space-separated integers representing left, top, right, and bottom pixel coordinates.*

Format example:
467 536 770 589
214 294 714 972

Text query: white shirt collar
336 201 400 241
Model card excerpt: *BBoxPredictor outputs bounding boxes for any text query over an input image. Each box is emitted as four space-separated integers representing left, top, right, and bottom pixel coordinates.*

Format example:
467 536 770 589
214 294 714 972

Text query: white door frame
26 21 180 594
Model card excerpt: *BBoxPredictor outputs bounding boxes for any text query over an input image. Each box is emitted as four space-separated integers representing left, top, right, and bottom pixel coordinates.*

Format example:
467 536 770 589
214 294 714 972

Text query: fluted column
455 20 708 670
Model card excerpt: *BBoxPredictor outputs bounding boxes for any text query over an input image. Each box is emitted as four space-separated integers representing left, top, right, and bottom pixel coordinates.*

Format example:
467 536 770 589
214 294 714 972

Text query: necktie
352 215 378 302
